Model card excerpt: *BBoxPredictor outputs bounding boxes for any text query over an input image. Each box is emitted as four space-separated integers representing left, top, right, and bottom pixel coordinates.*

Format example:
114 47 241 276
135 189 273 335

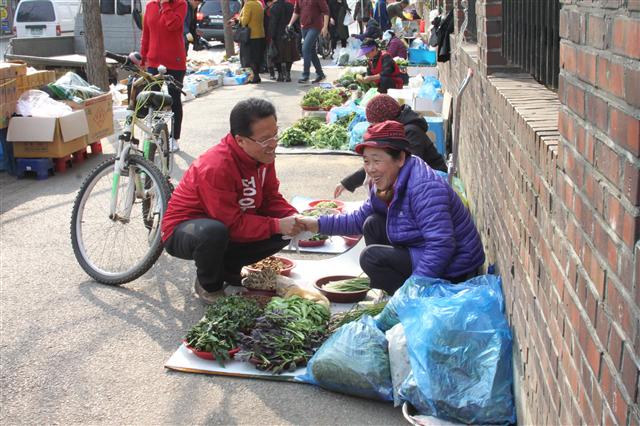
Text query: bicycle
70 51 183 285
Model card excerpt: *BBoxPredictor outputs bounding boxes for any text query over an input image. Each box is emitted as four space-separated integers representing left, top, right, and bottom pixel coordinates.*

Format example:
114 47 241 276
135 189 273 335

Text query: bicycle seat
135 91 173 111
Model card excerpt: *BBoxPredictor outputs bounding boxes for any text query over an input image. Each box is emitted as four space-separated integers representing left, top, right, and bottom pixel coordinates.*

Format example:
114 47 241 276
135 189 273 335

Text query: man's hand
279 215 305 236
321 26 329 38
295 216 320 234
334 183 346 198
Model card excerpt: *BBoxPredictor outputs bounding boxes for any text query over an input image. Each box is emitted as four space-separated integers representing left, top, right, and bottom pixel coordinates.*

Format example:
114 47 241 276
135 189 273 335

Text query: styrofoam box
412 96 443 114
387 88 417 106
407 66 438 78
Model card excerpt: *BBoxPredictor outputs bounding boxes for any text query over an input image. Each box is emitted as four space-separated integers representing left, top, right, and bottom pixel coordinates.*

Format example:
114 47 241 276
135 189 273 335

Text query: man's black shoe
312 74 326 83
298 77 309 83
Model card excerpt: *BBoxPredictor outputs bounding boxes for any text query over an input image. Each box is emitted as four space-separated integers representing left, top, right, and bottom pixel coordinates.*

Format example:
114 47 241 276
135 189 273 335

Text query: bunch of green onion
323 277 370 293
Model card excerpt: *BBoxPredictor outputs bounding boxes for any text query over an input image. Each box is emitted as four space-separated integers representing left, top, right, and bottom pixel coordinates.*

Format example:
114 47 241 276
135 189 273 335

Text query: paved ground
0 58 407 425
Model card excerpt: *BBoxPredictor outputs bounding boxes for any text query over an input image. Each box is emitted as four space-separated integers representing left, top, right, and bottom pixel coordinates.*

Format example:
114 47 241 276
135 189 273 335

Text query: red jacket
161 134 298 242
141 0 187 71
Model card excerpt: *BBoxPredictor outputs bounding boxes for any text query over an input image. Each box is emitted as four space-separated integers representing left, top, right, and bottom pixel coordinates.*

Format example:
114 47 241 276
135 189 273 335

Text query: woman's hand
295 216 319 234
279 215 305 236
334 183 345 198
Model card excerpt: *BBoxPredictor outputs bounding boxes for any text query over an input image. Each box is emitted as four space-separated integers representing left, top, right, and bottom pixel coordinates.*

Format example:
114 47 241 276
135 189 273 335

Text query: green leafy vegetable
280 126 309 147
323 277 371 292
310 124 349 150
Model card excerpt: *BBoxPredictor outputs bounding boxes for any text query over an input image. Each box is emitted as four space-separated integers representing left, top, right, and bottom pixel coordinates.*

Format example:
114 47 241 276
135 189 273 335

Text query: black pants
147 67 185 140
164 218 289 292
359 214 413 294
377 76 397 94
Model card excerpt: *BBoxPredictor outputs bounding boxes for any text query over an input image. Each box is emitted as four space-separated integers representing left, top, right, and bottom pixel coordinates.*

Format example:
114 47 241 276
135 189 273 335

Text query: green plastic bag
360 88 379 107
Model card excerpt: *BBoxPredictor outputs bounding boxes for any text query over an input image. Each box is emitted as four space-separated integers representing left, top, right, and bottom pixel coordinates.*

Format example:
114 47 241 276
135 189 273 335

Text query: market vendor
296 121 485 294
382 29 407 59
161 98 303 304
357 38 404 94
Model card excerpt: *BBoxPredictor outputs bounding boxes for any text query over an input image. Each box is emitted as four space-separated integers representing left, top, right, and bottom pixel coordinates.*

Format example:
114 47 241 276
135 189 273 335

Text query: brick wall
436 0 639 424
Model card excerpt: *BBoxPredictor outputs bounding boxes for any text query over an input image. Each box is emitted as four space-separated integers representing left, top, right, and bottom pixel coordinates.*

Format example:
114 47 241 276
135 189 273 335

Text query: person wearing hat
383 29 407 59
357 38 404 94
334 94 446 197
296 121 485 294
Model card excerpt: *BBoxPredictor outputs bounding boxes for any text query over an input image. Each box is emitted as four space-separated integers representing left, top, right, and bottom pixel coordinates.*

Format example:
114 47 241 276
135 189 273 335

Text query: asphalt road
0 60 407 425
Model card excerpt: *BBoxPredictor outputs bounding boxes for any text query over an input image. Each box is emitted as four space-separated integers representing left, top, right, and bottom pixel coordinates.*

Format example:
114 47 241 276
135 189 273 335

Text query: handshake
279 214 319 237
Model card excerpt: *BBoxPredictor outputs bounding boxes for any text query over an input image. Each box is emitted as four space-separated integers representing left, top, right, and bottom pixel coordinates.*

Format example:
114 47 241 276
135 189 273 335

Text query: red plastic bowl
301 105 320 111
342 235 362 247
183 342 240 361
308 199 345 212
243 255 295 276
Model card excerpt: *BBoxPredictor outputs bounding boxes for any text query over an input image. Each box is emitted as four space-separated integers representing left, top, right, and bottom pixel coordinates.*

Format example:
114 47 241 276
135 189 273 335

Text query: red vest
370 51 404 89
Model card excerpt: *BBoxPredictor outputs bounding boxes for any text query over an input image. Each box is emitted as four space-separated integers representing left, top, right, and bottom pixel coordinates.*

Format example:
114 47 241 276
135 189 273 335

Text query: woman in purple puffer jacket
297 121 485 294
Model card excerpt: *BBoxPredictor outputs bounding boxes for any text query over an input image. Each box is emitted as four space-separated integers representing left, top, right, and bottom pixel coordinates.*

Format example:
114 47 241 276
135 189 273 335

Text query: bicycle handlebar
105 50 184 93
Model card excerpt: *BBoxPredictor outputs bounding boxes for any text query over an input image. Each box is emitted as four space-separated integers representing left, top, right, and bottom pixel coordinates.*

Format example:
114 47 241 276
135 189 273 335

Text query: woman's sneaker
170 137 180 153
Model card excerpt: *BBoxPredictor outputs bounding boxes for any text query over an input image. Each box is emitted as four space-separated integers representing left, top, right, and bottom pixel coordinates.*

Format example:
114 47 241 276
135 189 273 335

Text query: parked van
13 0 81 38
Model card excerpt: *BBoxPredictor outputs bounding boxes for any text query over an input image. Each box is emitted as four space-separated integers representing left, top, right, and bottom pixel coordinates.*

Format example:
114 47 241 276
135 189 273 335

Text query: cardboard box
65 93 114 142
7 111 89 158
0 78 17 129
16 70 56 94
0 62 27 80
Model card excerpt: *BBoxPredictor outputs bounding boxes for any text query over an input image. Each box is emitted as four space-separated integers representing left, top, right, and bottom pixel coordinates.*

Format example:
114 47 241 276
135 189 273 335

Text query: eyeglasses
245 130 281 148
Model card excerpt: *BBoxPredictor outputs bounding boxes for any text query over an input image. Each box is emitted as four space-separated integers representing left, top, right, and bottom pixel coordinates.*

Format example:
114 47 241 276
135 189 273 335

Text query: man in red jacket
161 98 303 303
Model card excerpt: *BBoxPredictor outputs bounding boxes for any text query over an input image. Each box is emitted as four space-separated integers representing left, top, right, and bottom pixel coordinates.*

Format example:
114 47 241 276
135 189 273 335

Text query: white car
13 0 80 38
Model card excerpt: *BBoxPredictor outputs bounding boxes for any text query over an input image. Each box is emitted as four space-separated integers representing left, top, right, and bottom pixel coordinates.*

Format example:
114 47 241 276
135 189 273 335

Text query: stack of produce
184 296 263 363
237 296 330 373
280 116 349 150
301 87 347 110
333 71 375 91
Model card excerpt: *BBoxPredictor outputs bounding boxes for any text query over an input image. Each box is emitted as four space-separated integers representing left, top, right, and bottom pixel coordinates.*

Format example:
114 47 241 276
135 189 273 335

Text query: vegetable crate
408 49 437 65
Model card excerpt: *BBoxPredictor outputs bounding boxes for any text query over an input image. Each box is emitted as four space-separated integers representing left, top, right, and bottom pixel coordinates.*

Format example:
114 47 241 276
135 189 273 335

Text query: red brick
560 42 577 73
612 17 640 59
485 3 502 17
597 57 625 98
609 324 624 368
607 193 624 241
585 132 596 164
621 343 639 400
568 10 586 45
607 284 635 342
597 311 611 346
486 34 501 49
586 91 609 133
560 9 569 39
626 66 640 109
587 15 607 49
612 385 629 426
601 359 614 396
622 211 639 249
577 49 597 85
607 238 618 273
594 140 621 186
609 106 640 156
622 161 640 206
566 81 585 118
586 335 603 378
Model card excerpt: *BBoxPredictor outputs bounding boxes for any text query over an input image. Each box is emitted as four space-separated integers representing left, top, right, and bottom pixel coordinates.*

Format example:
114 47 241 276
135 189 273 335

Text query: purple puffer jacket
318 156 485 279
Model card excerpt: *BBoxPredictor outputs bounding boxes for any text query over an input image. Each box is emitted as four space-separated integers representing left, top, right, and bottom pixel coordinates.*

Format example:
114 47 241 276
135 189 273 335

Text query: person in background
268 0 300 81
328 0 350 53
161 98 303 304
383 29 407 59
354 15 381 40
287 0 330 84
297 121 485 295
386 0 408 27
141 0 187 153
238 0 266 83
264 0 277 79
373 0 390 31
183 0 202 54
357 38 403 93
353 0 373 34
335 94 447 197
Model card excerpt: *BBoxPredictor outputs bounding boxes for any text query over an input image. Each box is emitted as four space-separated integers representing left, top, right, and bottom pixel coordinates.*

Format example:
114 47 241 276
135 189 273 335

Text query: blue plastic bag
296 315 394 401
397 276 516 424
328 102 363 124
374 274 505 332
349 121 370 150
417 76 443 101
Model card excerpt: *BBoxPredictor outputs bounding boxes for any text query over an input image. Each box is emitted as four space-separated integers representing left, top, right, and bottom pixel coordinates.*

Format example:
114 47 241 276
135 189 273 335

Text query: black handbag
267 41 279 60
233 26 251 43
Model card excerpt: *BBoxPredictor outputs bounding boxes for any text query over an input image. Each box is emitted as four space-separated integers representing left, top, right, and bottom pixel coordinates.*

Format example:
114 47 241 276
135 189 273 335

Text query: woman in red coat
141 0 187 152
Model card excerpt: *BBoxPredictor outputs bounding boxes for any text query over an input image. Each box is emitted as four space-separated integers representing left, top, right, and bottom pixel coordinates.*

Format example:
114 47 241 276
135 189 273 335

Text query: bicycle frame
108 70 174 222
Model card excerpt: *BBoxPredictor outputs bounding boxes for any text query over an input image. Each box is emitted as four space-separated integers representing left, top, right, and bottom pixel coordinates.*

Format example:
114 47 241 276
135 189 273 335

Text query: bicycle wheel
70 155 171 285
